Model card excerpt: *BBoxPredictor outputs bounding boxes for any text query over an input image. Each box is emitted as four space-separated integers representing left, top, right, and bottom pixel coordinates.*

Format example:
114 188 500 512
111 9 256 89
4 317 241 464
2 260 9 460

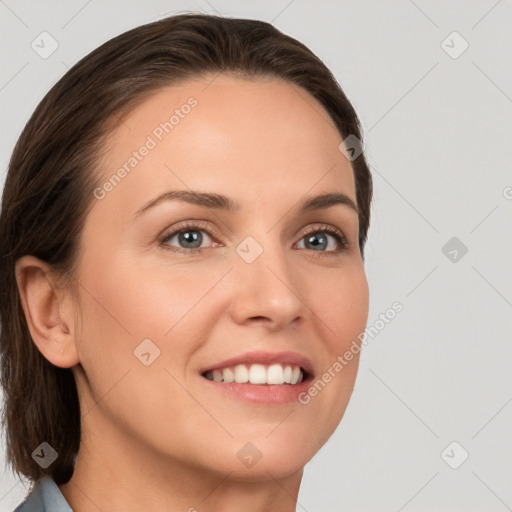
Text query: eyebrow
133 189 358 219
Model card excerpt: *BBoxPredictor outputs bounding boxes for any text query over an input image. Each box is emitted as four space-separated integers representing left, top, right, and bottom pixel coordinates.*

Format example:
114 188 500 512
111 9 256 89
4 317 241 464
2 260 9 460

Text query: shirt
13 475 72 512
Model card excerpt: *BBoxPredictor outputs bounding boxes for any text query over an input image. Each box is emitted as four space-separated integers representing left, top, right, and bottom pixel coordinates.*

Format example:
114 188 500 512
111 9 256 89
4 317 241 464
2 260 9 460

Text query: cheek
72 253 229 414
78 249 226 340
300 264 368 437
72 258 211 451
311 262 369 349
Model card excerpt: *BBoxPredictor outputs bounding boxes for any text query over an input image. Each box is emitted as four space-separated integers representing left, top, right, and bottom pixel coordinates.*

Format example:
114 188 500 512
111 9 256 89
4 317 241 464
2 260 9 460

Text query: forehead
94 74 356 217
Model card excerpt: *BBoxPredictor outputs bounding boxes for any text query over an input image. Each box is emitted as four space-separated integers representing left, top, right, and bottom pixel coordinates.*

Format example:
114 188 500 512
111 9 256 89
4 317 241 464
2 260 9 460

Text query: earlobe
14 255 80 369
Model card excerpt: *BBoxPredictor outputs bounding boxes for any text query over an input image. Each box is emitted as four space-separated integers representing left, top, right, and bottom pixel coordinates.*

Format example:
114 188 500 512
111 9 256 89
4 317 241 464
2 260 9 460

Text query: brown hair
0 13 372 486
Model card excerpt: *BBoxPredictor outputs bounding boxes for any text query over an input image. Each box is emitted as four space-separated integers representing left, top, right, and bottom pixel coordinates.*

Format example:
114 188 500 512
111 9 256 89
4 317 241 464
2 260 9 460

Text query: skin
15 74 369 512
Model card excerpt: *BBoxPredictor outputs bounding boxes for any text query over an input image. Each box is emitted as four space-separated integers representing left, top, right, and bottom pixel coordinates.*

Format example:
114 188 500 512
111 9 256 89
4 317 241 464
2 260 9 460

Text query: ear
15 255 80 368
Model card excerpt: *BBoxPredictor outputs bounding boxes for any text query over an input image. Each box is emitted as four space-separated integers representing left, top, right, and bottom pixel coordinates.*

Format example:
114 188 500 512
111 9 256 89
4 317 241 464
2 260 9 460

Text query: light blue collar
13 475 72 512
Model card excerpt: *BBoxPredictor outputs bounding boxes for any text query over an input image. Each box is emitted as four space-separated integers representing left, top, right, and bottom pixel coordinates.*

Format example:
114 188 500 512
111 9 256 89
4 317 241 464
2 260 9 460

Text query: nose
228 237 306 331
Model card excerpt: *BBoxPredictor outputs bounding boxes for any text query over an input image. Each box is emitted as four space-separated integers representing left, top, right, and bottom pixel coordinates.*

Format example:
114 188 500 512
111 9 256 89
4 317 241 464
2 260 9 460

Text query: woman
1 13 372 511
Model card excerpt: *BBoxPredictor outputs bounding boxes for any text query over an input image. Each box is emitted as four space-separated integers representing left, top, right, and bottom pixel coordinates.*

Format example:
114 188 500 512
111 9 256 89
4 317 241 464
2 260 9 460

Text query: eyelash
158 220 350 258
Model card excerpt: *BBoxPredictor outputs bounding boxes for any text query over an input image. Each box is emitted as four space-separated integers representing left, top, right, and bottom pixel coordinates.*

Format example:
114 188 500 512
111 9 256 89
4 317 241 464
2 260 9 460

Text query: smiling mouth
201 363 310 385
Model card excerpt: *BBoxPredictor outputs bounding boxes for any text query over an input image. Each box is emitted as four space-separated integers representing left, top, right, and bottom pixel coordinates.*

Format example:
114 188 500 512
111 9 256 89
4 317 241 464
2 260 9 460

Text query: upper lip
200 350 314 377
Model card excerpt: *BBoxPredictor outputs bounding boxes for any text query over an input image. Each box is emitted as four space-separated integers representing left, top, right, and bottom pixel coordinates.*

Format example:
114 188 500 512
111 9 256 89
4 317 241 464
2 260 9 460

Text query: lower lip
200 375 312 405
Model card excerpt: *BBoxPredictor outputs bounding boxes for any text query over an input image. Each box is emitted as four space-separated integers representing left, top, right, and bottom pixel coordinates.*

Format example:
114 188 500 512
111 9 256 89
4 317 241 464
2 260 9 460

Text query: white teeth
290 366 301 385
267 364 285 385
205 363 305 385
249 364 267 384
222 368 234 383
234 364 249 383
283 365 292 384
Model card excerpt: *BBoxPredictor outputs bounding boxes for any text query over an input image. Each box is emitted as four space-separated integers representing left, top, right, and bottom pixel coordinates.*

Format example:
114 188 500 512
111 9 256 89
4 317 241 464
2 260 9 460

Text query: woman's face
71 74 369 479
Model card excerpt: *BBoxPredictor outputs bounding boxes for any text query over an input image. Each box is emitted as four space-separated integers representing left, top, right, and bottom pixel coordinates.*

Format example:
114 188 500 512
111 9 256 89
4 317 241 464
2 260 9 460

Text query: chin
220 453 309 482
196 428 321 481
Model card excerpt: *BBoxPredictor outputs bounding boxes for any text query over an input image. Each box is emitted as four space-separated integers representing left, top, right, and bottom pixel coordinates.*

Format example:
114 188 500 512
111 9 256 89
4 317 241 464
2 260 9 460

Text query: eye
295 224 349 256
159 220 218 254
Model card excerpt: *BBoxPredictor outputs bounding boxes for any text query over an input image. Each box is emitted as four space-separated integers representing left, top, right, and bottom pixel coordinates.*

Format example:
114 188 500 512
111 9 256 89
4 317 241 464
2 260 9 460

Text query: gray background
1 1 511 510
